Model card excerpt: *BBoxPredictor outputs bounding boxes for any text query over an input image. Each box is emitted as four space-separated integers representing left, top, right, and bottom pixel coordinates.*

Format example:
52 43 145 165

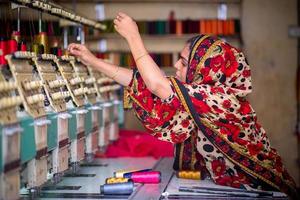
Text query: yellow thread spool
31 43 41 54
105 177 131 184
35 32 49 54
177 170 201 180
114 169 138 178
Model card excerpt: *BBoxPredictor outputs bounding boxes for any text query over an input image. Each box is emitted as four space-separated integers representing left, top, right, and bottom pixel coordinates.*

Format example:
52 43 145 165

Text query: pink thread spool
124 171 161 184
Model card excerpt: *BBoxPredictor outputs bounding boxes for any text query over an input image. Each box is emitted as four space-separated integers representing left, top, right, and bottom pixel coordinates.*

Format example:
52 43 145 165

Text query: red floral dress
124 35 297 198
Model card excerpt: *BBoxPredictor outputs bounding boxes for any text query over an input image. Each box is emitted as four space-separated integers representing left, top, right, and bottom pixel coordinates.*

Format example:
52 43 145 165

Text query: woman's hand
67 43 97 66
113 12 140 41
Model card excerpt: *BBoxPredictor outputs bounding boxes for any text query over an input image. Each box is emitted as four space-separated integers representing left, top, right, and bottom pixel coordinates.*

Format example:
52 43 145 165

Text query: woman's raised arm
113 12 173 99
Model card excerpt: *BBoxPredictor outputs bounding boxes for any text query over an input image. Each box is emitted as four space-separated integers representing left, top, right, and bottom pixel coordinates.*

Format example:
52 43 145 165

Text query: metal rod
80 27 85 45
17 7 21 32
63 27 68 49
76 26 85 44
76 26 81 42
39 11 42 33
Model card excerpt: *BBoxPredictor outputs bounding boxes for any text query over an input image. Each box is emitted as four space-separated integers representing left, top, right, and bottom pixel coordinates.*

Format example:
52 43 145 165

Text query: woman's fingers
116 15 122 21
69 48 81 56
74 44 84 50
114 24 119 32
113 18 120 25
67 43 76 52
118 12 127 18
68 43 78 52
67 43 85 56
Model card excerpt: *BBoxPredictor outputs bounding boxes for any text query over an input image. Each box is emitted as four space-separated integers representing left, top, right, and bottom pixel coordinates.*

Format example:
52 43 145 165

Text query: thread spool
19 41 27 51
11 31 21 44
88 88 97 94
50 47 59 56
31 43 44 55
23 80 42 90
62 49 69 56
100 182 133 195
50 47 63 56
176 170 201 180
49 79 65 88
73 87 85 96
31 43 39 54
85 77 96 84
70 77 84 85
7 39 18 54
0 37 8 65
51 91 63 100
123 171 161 183
26 94 44 104
0 81 17 91
0 96 22 109
14 51 35 59
114 168 152 178
105 177 132 184
61 91 70 98
57 48 63 57
36 32 49 54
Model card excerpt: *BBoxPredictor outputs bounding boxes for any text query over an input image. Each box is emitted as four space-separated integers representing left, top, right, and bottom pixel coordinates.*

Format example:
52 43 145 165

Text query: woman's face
174 44 189 83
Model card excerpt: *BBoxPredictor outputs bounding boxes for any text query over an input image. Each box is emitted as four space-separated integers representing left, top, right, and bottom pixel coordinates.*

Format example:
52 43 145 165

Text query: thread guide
6 52 46 118
33 54 69 113
0 73 21 124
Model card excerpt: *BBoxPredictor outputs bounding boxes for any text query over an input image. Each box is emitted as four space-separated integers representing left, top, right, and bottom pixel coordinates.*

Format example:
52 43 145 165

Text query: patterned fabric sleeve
126 69 195 144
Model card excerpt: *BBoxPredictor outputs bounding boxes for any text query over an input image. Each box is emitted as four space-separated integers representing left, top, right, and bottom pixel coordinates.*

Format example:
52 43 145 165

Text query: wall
242 0 299 185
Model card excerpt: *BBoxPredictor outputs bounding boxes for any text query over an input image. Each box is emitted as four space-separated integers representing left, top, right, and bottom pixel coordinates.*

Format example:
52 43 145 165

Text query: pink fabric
95 129 174 159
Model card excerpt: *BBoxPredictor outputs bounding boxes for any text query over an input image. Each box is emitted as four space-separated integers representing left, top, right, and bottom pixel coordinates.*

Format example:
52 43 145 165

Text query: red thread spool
0 38 8 65
50 47 63 57
20 41 27 51
124 171 161 184
57 48 62 57
7 39 18 54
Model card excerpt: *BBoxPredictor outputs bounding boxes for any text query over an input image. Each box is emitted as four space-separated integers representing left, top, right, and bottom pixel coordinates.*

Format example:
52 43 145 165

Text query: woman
68 12 297 198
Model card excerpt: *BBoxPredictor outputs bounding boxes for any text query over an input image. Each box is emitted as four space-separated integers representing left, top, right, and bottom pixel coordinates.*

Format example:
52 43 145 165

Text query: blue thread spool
100 182 133 195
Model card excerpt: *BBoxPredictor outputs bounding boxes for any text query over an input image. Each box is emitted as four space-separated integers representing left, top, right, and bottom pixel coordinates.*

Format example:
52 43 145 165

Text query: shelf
87 33 241 41
86 35 242 53
86 33 242 52
53 0 241 4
